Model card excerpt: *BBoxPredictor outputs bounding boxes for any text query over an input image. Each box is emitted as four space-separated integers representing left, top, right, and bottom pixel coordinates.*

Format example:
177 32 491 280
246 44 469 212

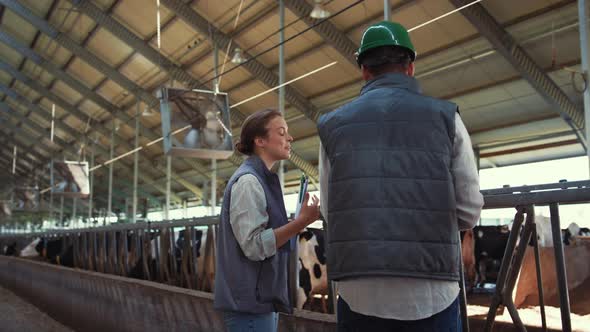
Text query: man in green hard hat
317 21 483 331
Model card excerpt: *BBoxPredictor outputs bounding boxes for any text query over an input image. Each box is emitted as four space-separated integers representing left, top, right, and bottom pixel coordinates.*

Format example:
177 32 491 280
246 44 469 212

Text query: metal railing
2 180 590 330
480 180 590 332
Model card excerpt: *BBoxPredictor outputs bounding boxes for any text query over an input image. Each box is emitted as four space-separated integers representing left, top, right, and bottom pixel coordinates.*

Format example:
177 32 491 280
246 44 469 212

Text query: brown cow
514 240 590 314
461 229 476 290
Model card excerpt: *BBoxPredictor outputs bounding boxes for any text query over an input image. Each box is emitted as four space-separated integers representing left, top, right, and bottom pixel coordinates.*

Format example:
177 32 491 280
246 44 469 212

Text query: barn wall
0 256 336 332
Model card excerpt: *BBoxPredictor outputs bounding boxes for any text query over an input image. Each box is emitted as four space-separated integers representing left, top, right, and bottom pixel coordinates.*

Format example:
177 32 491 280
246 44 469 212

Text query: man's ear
361 65 372 81
407 62 415 77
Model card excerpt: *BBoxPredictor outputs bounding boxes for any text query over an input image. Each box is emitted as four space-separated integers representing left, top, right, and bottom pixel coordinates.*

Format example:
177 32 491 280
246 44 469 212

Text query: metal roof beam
0 32 203 198
159 0 321 121
0 118 158 214
450 0 585 148
0 60 196 200
0 0 230 184
283 0 358 67
68 0 318 180
0 147 33 174
0 125 48 164
0 83 182 203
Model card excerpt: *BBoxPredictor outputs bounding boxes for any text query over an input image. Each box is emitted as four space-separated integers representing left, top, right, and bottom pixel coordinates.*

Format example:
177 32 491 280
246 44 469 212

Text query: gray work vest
317 73 460 282
214 155 294 314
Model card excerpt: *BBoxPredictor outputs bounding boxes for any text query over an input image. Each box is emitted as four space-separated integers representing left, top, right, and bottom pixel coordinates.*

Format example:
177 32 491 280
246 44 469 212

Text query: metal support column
211 42 219 217
213 44 219 93
280 0 299 312
550 203 572 332
107 120 115 225
72 197 77 228
59 195 64 227
211 159 217 216
50 159 54 224
133 102 140 223
88 142 94 223
384 0 391 21
474 147 482 225
278 0 286 188
579 0 590 175
165 155 171 220
11 145 16 174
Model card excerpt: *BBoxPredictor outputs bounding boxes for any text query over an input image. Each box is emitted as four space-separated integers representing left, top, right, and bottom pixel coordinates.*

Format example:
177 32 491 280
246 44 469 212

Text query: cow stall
0 217 220 292
2 180 590 332
479 180 590 332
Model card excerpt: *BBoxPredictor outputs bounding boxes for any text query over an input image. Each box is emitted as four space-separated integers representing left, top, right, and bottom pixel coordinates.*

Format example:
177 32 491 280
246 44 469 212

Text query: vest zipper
255 260 264 302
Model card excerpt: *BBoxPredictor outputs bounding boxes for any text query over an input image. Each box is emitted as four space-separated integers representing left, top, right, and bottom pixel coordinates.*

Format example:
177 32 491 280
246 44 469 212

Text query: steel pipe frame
481 181 590 331
71 0 576 189
483 187 590 208
132 102 139 223
67 0 318 181
225 0 578 124
0 118 136 214
0 27 204 199
579 0 590 175
0 0 58 121
0 79 181 203
107 117 114 218
0 97 170 209
0 0 584 205
0 215 219 239
549 203 572 332
0 121 50 163
158 0 321 122
450 0 585 149
0 59 189 202
0 0 217 193
2 182 582 331
0 102 65 161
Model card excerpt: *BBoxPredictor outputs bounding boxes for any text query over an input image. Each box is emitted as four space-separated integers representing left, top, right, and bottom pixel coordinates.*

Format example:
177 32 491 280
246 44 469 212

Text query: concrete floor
0 285 74 332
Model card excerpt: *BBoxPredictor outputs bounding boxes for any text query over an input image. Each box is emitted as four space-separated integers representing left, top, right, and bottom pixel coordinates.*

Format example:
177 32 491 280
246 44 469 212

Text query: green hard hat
356 21 416 66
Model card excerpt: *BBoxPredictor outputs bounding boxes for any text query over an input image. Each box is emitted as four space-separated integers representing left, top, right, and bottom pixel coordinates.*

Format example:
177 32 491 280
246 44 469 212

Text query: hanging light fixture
310 0 330 19
231 47 245 64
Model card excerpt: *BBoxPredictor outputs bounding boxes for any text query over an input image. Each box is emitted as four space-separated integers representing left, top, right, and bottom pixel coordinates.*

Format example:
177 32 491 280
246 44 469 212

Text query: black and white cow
18 237 75 267
466 219 590 290
562 222 590 245
528 216 590 247
296 227 330 312
2 242 17 256
126 228 210 286
20 238 41 257
471 225 511 288
174 229 206 274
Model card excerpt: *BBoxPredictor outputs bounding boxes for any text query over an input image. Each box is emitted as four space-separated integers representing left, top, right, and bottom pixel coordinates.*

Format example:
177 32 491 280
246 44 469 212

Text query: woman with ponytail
214 109 320 332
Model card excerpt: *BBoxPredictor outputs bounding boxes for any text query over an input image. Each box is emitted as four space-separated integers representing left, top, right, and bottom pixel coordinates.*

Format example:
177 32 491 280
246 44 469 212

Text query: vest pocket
255 253 291 313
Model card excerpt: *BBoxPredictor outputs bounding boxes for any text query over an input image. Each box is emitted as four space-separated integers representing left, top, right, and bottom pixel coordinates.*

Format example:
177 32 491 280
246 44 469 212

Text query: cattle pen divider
0 255 337 332
481 180 590 332
1 180 589 331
